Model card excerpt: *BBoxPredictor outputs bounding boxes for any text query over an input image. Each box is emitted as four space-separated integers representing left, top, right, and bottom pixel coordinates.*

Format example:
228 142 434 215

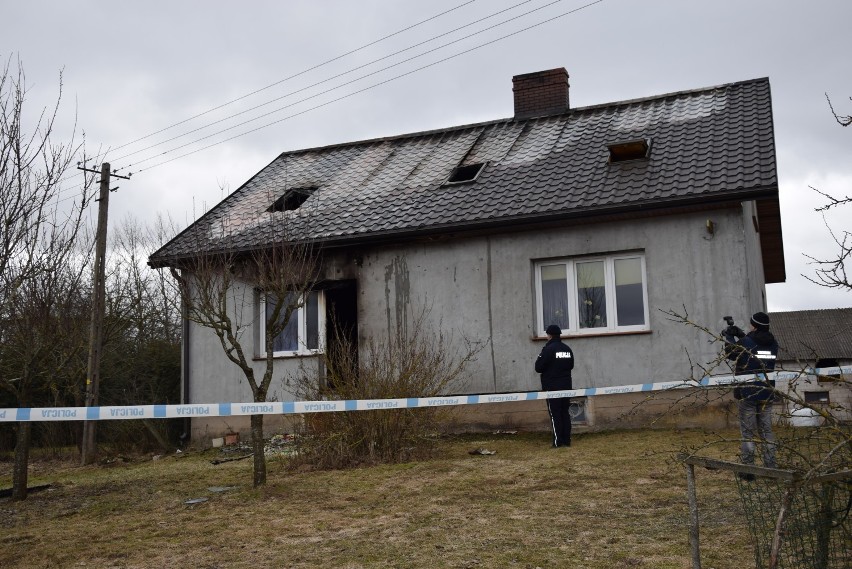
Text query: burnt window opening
445 162 486 185
607 138 651 163
267 187 317 212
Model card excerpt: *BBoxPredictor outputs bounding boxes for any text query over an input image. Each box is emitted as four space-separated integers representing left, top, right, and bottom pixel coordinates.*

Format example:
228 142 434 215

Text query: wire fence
683 426 851 569
735 427 851 569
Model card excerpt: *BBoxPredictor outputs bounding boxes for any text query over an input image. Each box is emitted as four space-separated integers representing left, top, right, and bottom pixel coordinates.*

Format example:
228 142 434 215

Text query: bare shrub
287 311 483 470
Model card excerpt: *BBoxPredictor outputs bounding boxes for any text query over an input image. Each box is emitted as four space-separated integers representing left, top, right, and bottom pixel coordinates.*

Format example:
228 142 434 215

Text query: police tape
0 367 846 422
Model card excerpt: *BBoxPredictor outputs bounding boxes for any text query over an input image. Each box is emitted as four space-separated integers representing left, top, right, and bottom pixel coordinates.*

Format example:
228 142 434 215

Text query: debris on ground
468 448 497 456
492 430 518 435
210 454 252 465
184 497 208 505
264 433 298 457
215 433 298 459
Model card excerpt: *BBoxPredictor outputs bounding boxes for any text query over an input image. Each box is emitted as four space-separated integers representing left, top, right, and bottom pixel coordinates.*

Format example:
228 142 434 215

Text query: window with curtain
260 290 324 356
535 253 648 335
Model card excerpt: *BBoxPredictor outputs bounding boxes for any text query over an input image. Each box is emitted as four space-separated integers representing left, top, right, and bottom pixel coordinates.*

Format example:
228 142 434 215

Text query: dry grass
1 429 754 568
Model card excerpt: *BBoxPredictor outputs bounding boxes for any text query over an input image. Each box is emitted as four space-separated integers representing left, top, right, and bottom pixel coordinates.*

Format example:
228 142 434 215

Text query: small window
815 358 842 380
535 253 649 335
259 291 325 356
445 162 485 185
570 397 587 424
803 391 830 405
607 138 651 163
267 187 316 212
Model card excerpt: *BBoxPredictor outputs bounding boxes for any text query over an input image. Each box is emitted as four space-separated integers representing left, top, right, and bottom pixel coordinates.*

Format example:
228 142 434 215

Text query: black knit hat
546 324 562 337
750 311 770 331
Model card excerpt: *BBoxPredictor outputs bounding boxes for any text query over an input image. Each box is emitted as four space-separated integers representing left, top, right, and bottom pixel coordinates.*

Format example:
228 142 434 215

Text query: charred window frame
444 162 486 185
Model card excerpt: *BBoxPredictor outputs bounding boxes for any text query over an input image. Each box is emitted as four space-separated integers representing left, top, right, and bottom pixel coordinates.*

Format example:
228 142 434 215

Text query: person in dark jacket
535 324 575 447
723 311 779 471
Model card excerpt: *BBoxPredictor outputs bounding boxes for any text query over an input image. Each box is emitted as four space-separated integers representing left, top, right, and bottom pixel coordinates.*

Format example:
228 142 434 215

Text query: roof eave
149 185 779 268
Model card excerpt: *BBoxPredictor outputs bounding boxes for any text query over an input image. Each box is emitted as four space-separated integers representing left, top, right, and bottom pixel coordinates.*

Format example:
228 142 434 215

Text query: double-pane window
535 254 648 335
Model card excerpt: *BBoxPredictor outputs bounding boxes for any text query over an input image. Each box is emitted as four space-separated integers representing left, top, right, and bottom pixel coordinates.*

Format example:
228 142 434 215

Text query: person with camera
535 324 575 448
723 311 779 474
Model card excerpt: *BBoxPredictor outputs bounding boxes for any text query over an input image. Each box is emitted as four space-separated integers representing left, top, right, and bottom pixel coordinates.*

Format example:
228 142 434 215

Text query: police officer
535 324 575 447
723 311 779 473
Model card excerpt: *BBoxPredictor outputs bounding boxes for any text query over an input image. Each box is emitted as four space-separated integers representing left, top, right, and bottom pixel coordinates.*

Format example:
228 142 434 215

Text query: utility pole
78 162 130 465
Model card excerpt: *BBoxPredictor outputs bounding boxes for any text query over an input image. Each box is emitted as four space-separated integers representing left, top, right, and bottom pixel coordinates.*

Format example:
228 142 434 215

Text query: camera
722 316 743 339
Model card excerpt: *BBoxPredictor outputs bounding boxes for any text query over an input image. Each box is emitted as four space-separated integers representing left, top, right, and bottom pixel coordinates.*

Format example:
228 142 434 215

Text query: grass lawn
1 428 753 568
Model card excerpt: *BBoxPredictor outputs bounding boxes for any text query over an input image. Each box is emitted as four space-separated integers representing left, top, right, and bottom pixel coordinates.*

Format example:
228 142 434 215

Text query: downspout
180 304 191 446
486 236 497 392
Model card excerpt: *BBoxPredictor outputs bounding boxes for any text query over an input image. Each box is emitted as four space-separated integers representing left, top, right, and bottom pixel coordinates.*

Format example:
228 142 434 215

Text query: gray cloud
2 0 850 310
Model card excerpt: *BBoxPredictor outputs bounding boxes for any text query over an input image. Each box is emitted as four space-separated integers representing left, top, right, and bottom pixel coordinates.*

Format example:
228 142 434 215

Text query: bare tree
826 93 852 127
0 56 94 500
0 58 92 302
169 206 319 486
93 215 182 452
805 94 852 290
1 255 92 499
656 308 850 569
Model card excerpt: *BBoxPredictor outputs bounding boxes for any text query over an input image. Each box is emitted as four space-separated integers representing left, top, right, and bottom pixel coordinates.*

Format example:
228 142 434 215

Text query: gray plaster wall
184 203 769 437
339 205 761 395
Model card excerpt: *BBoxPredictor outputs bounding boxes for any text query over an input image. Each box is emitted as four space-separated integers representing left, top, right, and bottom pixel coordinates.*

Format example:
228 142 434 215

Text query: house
150 68 785 440
769 308 852 423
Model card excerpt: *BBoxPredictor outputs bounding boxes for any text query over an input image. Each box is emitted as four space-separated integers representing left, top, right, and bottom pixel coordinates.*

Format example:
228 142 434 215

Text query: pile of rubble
217 433 298 457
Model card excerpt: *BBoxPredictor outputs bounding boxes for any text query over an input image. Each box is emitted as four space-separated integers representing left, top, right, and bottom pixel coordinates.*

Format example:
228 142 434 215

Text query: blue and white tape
0 367 845 422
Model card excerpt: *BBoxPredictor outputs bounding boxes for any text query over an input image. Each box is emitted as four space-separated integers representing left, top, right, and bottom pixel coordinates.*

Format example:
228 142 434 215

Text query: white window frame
534 253 649 336
259 290 325 357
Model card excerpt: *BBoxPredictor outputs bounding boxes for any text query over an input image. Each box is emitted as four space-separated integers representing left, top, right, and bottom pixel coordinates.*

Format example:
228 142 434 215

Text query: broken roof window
445 162 486 185
607 138 651 163
267 187 316 212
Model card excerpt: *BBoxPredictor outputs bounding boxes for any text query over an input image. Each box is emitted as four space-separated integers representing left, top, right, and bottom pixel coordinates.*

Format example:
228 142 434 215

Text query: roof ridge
571 77 770 114
270 77 770 159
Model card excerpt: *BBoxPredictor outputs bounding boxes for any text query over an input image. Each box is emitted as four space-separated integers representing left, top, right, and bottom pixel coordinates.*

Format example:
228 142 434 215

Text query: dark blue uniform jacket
535 338 574 391
724 330 779 402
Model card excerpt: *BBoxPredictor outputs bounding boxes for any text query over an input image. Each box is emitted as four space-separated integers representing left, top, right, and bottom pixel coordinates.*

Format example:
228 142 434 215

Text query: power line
108 0 480 154
51 0 604 206
109 0 540 165
48 0 488 196
129 0 605 175
114 0 562 170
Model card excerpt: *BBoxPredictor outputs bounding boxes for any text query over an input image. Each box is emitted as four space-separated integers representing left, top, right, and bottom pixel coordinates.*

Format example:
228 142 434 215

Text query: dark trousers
546 397 572 447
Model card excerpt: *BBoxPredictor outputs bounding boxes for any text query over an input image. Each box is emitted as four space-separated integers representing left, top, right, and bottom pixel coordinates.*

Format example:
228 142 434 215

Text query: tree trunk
12 421 32 501
251 414 266 486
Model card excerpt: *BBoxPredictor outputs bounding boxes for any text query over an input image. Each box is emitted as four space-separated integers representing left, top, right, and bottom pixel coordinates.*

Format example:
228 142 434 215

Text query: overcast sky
3 0 851 313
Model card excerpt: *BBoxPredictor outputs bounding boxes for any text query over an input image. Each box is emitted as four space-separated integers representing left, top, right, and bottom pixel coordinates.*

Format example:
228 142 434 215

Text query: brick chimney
512 68 570 119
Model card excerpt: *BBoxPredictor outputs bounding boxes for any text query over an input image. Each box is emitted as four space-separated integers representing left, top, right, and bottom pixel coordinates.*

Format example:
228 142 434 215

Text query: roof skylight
267 187 316 212
445 162 486 185
607 138 651 163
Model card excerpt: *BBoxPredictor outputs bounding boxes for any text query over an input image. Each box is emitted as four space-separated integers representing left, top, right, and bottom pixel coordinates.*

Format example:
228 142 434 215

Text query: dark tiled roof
150 78 781 274
769 308 852 362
